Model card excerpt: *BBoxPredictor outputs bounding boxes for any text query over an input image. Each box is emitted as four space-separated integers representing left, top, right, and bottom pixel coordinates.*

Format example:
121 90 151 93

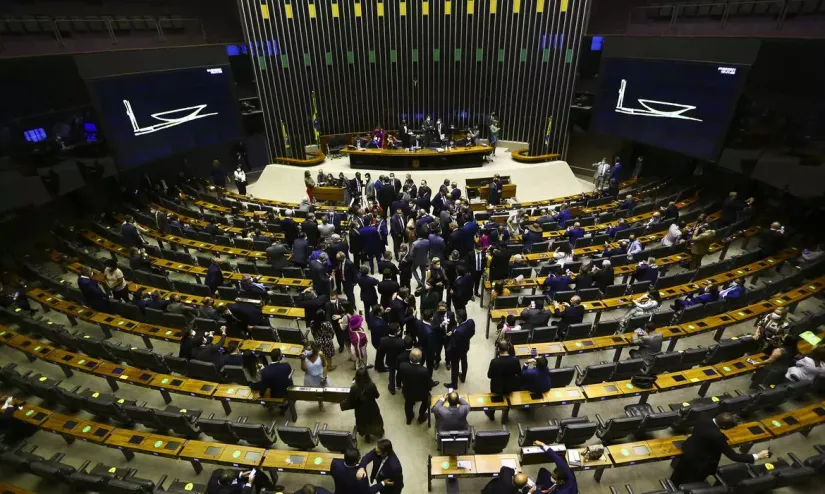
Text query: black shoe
445 362 451 371
484 410 495 421
365 434 372 442
459 374 466 383
388 388 396 395
406 418 413 425
417 415 428 424
443 383 456 389
433 362 440 370
431 380 440 388
376 367 388 373
366 364 374 369
338 346 344 354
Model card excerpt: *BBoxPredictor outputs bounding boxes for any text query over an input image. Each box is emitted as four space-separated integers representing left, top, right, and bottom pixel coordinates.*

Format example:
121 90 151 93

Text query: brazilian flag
312 91 320 145
281 120 291 156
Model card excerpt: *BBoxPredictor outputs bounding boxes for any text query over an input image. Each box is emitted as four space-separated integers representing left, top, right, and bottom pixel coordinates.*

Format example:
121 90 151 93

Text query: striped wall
237 0 591 161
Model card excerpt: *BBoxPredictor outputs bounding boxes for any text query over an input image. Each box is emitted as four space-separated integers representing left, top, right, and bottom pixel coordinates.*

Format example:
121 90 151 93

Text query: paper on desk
456 460 472 470
800 331 822 346
500 458 517 469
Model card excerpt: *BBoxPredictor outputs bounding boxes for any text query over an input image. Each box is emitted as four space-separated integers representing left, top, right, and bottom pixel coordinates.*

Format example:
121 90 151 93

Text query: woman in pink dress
479 231 491 249
347 312 372 370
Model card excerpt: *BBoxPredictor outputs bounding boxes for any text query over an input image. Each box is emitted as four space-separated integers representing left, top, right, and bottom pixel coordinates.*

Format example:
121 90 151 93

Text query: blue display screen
87 66 240 168
591 58 749 160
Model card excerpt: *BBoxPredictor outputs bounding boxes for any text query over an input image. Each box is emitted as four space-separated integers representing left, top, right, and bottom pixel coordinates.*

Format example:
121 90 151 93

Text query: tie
476 253 482 271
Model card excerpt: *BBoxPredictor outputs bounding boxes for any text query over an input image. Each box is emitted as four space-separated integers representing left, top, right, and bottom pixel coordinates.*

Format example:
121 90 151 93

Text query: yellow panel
490 0 497 14
561 0 569 12
513 0 521 13
445 0 452 15
261 5 270 19
331 3 340 17
400 1 407 15
467 0 474 14
308 3 317 18
285 4 293 19
377 2 384 16
536 0 544 13
422 1 429 16
355 2 362 16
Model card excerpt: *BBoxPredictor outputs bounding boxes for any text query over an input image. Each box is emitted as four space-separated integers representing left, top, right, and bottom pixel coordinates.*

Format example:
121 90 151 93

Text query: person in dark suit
487 175 503 206
444 309 475 389
390 209 407 259
592 259 615 294
357 266 380 311
468 244 486 297
553 295 585 338
360 216 384 274
532 441 578 494
192 325 229 367
120 215 145 249
377 178 396 219
375 323 404 394
670 412 770 487
151 207 169 249
265 241 289 270
398 348 432 424
357 439 404 494
759 222 787 257
303 213 321 247
484 340 521 422
250 348 293 398
629 258 660 285
542 271 573 299
197 297 221 321
377 252 400 284
334 251 357 304
330 448 370 494
223 303 263 337
377 270 400 309
280 210 299 245
325 290 349 353
349 172 364 207
206 468 275 494
450 266 474 313
291 232 311 268
205 258 225 294
519 302 551 330
719 191 743 226
480 465 528 494
77 266 110 313
1 396 39 445
310 253 332 296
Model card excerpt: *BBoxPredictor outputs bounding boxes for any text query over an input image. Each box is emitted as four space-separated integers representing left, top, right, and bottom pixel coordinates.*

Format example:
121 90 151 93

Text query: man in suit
301 214 320 248
250 348 293 398
348 172 364 207
334 251 357 304
542 271 573 299
519 301 551 330
325 290 349 352
291 232 311 268
151 207 169 249
432 391 470 432
618 195 636 214
197 297 221 321
427 229 446 263
593 259 615 294
398 348 432 424
265 241 289 270
388 173 402 194
357 439 404 494
484 339 521 423
629 258 660 285
77 266 110 313
670 412 770 486
450 266 474 313
359 216 383 274
410 235 430 285
223 303 263 337
487 174 503 206
552 295 585 338
629 321 663 366
689 226 716 269
481 466 529 494
204 258 224 294
553 204 572 228
375 323 404 393
444 309 474 389
206 468 272 494
719 191 743 226
310 253 332 296
192 325 229 367
532 441 578 494
377 177 396 219
565 222 586 246
468 244 486 297
390 209 407 259
330 448 370 494
759 222 787 257
120 215 145 249
167 293 198 325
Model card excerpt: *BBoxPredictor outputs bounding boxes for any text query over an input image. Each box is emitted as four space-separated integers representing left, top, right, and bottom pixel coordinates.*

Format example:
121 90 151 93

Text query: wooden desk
314 186 346 203
104 429 184 461
41 412 114 444
179 440 266 473
760 402 825 439
0 484 35 494
608 441 660 466
724 421 772 446
261 450 341 475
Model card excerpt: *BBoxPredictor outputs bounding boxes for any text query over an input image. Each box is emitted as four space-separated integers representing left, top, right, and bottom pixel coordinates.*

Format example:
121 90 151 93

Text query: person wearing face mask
356 439 404 494
754 307 790 353
719 278 745 301
532 440 578 493
416 180 432 212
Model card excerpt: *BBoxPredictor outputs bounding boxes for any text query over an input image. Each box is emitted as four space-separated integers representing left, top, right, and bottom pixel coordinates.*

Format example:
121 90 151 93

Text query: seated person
134 289 170 313
786 347 825 382
605 218 629 239
240 274 274 298
367 135 382 148
521 356 552 394
750 334 798 388
629 322 663 366
719 278 746 301
197 297 222 321
542 270 573 298
628 257 660 285
532 440 578 494
250 348 293 398
552 295 584 337
672 285 719 312
1 396 38 445
386 134 404 149
601 239 630 258
519 301 551 330
552 204 572 227
618 195 636 213
565 222 586 246
432 391 470 432
206 467 275 494
167 293 198 324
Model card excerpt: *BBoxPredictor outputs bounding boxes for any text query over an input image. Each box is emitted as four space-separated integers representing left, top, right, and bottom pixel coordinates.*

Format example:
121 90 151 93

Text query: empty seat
596 414 643 443
229 419 279 446
612 358 645 381
556 417 598 446
187 360 223 382
517 422 560 447
531 326 558 343
504 329 531 346
276 421 320 450
155 409 201 438
276 327 306 345
644 351 682 375
547 366 576 387
124 404 163 430
223 365 255 385
675 346 710 371
318 424 357 453
85 397 133 425
472 426 510 454
575 363 616 385
198 414 239 443
130 348 170 374
564 322 592 340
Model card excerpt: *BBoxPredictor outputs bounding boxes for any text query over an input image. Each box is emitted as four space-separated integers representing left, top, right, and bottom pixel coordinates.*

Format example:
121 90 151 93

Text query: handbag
339 397 354 411
630 374 656 389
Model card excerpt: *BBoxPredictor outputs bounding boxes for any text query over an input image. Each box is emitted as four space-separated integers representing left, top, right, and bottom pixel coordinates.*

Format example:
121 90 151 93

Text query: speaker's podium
314 186 346 204
343 145 492 170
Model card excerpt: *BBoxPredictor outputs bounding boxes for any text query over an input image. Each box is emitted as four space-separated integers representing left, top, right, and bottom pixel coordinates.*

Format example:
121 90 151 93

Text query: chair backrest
198 417 238 443
718 394 753 415
576 363 616 385
577 288 602 302
553 290 576 303
612 358 646 381
155 410 200 438
530 326 558 343
604 284 630 298
645 351 682 375
193 317 220 333
472 429 511 454
676 346 710 371
276 424 319 449
564 322 592 340
517 424 559 447
547 366 576 387
558 420 598 446
130 348 169 374
165 355 189 376
230 421 277 446
492 295 519 309
187 360 223 381
598 416 643 442
505 329 531 346
249 325 276 341
703 339 745 365
123 404 160 429
276 327 306 345
217 286 239 301
318 426 357 453
223 365 253 385
640 409 680 433
591 319 621 337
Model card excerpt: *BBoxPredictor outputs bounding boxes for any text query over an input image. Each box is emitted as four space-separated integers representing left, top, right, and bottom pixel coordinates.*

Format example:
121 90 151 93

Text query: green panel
519 48 527 62
433 48 440 62
390 49 397 63
347 51 355 64
412 48 419 62
325 51 333 65
258 56 267 70
475 48 483 62
369 50 376 63
497 48 504 62
454 48 462 62
565 48 573 63
542 48 550 62
280 54 289 68
303 52 311 66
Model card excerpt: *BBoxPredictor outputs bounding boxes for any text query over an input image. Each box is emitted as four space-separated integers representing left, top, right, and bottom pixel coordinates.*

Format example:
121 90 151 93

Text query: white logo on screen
718 67 737 75
614 79 703 122
206 68 223 74
123 100 218 136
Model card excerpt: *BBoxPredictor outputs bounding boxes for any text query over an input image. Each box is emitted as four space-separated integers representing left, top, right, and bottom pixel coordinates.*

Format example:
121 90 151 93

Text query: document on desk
457 460 472 470
500 458 517 469
567 449 581 466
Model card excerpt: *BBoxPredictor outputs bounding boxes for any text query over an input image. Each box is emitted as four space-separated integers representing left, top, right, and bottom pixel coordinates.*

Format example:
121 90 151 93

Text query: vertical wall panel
238 0 590 161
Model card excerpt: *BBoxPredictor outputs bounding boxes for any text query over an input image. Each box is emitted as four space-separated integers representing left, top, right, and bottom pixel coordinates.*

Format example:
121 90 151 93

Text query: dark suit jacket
671 415 754 485
310 260 331 295
487 355 521 395
291 238 311 265
250 361 293 398
330 458 371 494
205 264 224 290
487 182 503 205
78 276 108 310
377 260 399 281
593 267 615 293
398 361 431 400
154 211 169 233
554 304 585 331
302 221 320 247
121 222 143 248
206 469 252 494
481 466 516 494
452 320 475 353
191 334 227 367
452 274 474 305
266 244 289 269
360 226 384 256
359 450 404 494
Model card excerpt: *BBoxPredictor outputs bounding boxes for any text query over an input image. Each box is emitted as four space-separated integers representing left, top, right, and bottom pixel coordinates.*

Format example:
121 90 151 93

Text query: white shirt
595 161 611 178
234 169 246 183
627 240 643 256
661 223 682 247
712 418 759 461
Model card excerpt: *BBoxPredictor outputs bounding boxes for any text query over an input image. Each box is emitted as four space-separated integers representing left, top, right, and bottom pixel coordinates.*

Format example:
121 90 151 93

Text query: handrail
511 149 562 163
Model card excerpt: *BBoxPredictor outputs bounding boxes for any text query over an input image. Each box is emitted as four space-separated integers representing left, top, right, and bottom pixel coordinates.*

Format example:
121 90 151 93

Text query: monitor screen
87 66 240 168
24 128 47 143
591 58 748 160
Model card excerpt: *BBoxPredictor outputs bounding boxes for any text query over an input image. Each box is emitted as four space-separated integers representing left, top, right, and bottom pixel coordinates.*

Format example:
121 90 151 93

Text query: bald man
481 466 530 493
